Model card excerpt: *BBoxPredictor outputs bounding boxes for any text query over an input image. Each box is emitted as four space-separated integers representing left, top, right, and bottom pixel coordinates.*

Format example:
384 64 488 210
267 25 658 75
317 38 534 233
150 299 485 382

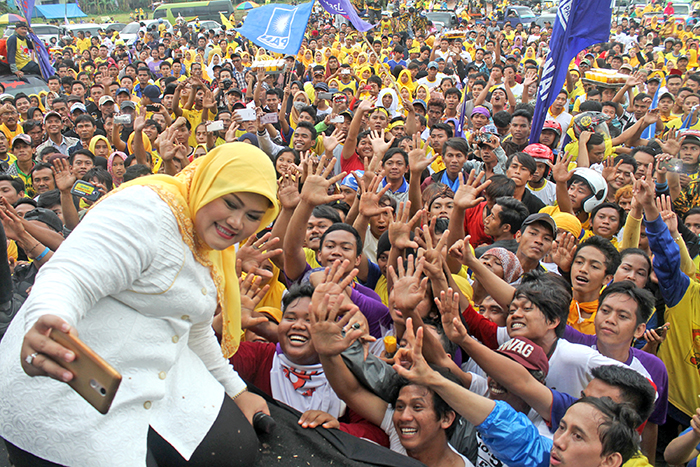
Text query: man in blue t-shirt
385 46 407 72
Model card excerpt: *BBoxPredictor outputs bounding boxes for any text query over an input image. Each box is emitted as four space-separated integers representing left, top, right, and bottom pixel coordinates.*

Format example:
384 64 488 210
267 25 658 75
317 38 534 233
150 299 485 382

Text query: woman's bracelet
34 247 50 262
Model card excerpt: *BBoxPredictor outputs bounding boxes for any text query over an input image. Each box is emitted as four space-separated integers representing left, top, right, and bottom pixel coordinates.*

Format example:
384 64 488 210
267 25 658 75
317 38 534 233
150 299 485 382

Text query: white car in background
3 24 64 47
188 20 223 35
119 19 174 45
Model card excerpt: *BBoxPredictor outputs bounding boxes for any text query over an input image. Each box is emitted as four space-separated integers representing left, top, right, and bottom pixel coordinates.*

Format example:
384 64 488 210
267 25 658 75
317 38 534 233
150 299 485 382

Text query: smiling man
229 283 388 446
395 320 647 467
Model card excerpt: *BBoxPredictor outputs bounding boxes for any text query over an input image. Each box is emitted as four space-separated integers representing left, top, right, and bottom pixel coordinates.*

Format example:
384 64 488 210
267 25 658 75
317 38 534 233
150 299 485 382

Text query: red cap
496 337 549 375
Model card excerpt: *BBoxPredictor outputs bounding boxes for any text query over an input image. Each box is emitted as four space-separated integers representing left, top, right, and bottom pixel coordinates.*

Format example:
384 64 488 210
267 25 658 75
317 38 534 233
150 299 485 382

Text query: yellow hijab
127 130 152 154
89 135 112 158
116 143 279 357
397 69 416 93
255 264 286 317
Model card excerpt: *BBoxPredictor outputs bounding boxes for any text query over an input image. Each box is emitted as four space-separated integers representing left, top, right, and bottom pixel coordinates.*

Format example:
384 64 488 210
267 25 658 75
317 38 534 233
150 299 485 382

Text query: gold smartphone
49 329 122 415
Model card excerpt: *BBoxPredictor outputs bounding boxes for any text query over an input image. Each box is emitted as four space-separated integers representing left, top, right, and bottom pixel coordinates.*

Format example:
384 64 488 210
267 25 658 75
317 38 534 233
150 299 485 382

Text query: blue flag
640 84 660 141
236 2 313 56
318 0 374 32
529 0 613 144
681 106 697 130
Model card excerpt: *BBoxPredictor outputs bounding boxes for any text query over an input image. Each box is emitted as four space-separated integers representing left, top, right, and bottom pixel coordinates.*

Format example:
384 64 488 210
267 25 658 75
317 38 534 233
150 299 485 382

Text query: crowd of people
0 0 700 465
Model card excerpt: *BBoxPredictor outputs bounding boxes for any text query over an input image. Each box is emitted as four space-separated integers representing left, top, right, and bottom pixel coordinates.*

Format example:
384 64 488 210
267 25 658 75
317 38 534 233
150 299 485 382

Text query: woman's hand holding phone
21 314 76 382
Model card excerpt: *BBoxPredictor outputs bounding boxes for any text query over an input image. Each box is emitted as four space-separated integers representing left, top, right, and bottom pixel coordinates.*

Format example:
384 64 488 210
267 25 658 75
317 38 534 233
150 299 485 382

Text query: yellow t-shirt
14 36 32 71
0 152 16 166
666 116 700 131
304 247 321 269
76 37 91 52
181 107 204 147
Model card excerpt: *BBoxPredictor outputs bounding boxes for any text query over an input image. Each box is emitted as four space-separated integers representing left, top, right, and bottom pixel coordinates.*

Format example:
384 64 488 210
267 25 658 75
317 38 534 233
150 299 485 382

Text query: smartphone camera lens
91 379 107 397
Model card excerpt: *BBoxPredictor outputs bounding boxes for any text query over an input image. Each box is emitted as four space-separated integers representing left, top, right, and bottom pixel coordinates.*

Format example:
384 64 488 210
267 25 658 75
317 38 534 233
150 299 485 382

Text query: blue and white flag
236 2 313 56
640 83 660 141
318 0 374 32
529 0 613 144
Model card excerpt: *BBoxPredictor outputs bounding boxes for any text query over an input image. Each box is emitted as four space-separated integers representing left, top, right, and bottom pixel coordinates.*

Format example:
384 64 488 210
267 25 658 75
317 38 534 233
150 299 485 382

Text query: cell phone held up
113 114 131 125
659 157 683 173
49 328 122 414
71 180 101 202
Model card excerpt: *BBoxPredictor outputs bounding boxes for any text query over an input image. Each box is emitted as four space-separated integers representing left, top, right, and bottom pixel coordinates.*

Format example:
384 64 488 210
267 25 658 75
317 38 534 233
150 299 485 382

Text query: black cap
24 208 62 233
520 213 557 236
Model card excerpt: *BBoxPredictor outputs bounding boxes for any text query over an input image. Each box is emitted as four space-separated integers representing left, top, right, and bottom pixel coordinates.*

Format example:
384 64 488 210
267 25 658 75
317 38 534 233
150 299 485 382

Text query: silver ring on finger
25 352 38 366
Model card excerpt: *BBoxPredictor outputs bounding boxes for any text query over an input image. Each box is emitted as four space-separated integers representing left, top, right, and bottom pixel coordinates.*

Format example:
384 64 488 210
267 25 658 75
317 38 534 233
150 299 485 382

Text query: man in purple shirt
562 281 668 464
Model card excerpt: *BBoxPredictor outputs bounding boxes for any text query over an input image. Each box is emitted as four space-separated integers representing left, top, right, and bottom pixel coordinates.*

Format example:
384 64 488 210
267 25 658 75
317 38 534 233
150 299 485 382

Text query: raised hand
634 164 656 208
202 89 217 110
522 69 538 88
392 318 435 386
551 151 574 184
309 260 363 357
358 172 392 218
408 133 437 173
52 157 76 193
602 157 623 184
655 128 681 156
388 201 422 250
323 128 346 153
656 194 679 237
237 269 270 330
356 97 376 113
299 155 346 206
133 115 146 132
277 169 301 210
453 170 491 210
369 130 395 157
0 197 26 241
157 118 188 163
448 235 478 267
388 255 429 313
225 121 241 143
237 232 283 278
550 231 577 272
435 288 468 345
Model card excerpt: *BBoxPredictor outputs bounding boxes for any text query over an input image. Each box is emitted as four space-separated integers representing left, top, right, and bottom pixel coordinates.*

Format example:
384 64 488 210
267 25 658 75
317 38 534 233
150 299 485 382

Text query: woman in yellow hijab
415 83 430 102
89 135 112 160
5 142 279 466
313 49 326 66
397 68 416 95
301 48 314 69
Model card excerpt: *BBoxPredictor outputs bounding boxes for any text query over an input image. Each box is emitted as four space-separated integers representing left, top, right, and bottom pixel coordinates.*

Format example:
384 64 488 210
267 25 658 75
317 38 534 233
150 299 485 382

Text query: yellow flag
220 11 233 30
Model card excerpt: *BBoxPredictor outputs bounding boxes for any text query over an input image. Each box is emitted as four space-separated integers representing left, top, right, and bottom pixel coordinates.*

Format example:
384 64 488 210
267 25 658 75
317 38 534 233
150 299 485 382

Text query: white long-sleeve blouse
0 186 248 466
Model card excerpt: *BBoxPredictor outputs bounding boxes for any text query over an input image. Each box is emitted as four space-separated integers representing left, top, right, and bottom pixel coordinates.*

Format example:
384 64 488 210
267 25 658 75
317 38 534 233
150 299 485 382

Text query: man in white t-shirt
457 263 652 399
416 61 445 90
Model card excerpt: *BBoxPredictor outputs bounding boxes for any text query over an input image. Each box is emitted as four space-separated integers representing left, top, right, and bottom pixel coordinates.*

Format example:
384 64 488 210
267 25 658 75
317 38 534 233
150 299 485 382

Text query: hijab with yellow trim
107 143 279 357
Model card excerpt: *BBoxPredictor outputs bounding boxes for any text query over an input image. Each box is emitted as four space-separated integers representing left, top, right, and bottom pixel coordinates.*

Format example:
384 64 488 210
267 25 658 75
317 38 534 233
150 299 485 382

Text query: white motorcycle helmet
568 167 608 213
